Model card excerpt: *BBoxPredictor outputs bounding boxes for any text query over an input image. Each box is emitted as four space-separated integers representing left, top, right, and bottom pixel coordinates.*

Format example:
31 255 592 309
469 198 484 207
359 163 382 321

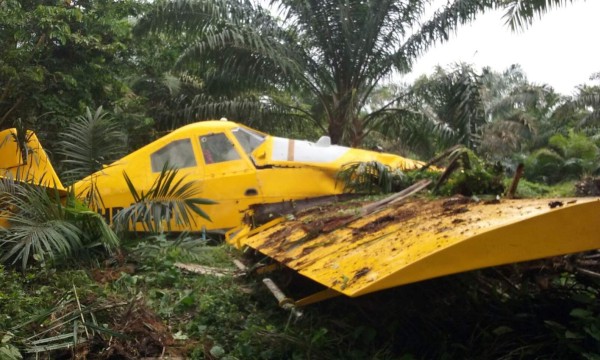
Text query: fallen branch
174 262 234 277
361 180 431 214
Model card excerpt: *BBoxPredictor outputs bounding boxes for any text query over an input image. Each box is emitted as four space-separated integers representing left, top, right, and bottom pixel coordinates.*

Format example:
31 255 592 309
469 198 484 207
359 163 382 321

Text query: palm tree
138 0 501 146
388 63 568 162
406 64 487 154
575 76 600 133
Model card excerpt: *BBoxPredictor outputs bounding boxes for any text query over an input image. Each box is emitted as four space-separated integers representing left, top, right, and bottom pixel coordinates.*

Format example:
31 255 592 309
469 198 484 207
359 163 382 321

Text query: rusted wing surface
229 197 600 298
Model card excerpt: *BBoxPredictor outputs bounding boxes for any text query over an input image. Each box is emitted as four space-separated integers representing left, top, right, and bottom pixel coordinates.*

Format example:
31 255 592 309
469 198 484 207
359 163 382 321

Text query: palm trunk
349 116 364 147
328 116 345 145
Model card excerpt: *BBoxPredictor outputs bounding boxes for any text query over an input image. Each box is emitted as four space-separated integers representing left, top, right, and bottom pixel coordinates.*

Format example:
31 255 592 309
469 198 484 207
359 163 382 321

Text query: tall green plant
0 0 140 132
419 145 505 195
58 106 126 184
398 64 553 160
524 129 600 184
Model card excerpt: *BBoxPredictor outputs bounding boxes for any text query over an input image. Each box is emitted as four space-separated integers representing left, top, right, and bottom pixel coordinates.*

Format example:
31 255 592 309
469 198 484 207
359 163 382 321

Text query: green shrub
525 130 600 184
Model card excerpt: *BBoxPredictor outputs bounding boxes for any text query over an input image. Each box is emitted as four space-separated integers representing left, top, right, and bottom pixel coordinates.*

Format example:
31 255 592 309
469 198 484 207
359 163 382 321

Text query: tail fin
0 128 66 191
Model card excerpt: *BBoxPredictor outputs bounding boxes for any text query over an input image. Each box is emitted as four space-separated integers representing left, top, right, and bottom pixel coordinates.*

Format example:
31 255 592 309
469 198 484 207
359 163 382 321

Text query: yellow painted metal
0 128 65 190
228 197 600 299
294 289 342 307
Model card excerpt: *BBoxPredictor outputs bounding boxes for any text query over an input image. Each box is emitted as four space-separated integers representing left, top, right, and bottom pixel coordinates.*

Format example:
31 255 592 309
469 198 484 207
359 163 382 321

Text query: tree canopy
141 0 508 145
0 0 142 134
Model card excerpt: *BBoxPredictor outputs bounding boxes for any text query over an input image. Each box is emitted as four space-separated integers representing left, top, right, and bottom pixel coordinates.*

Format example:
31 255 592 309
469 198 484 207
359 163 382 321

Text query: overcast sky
405 1 600 95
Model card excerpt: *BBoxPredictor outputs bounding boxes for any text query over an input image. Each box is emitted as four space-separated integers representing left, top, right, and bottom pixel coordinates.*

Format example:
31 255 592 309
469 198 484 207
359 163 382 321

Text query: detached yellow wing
228 196 600 304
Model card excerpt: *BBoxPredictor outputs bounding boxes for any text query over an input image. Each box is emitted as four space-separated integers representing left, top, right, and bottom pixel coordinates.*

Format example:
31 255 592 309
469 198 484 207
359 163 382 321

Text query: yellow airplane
72 119 423 231
0 119 421 231
1 119 599 306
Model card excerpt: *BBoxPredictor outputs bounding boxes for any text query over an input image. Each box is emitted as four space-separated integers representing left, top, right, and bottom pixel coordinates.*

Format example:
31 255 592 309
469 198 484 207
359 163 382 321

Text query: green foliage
550 130 598 160
0 342 21 360
57 106 126 184
0 265 97 333
114 165 215 235
524 148 565 183
538 273 600 359
0 179 118 270
422 146 505 196
336 148 505 197
401 63 571 162
111 238 254 358
503 0 581 30
127 233 226 269
524 130 599 184
336 161 404 194
139 0 502 146
576 77 600 129
436 163 505 197
0 0 142 135
406 64 487 153
3 237 600 359
512 179 576 198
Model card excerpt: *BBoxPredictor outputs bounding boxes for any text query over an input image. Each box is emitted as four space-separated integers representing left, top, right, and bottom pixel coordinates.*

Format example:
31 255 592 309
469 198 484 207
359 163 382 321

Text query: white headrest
316 136 331 147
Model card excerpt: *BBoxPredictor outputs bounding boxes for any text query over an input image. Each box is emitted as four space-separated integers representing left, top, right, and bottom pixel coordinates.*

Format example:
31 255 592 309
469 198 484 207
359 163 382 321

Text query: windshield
231 127 266 155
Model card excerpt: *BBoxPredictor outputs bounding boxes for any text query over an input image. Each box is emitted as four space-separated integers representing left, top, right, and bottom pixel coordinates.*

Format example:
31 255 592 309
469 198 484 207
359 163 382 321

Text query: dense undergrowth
2 233 600 359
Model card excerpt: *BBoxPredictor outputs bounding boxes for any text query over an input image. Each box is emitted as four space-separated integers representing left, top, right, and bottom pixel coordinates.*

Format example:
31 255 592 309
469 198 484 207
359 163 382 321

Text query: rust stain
353 267 371 280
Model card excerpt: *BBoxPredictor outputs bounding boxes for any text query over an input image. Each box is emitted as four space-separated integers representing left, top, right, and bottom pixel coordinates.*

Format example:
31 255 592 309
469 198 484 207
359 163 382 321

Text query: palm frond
17 290 125 355
129 232 214 264
134 0 236 35
0 177 119 269
4 118 35 164
0 179 81 269
399 0 496 67
58 106 126 185
502 0 578 31
65 206 120 252
113 165 216 235
336 161 403 194
576 92 600 128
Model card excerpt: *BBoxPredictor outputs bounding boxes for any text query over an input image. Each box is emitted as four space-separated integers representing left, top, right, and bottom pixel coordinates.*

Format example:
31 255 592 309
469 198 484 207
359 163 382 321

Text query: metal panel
231 197 600 299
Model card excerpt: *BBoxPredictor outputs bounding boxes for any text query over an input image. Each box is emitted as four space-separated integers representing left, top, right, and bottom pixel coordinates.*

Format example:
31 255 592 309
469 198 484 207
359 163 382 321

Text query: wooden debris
174 263 233 277
361 180 431 214
506 163 524 199
232 259 248 272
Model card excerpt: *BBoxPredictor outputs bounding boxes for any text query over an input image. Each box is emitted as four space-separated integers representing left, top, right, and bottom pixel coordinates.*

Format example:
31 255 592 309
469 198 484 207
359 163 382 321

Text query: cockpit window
231 127 266 155
200 133 241 164
150 139 196 172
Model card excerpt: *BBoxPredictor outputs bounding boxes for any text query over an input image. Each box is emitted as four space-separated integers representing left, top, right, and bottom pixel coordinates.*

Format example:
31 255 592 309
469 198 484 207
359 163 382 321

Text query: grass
511 179 577 198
